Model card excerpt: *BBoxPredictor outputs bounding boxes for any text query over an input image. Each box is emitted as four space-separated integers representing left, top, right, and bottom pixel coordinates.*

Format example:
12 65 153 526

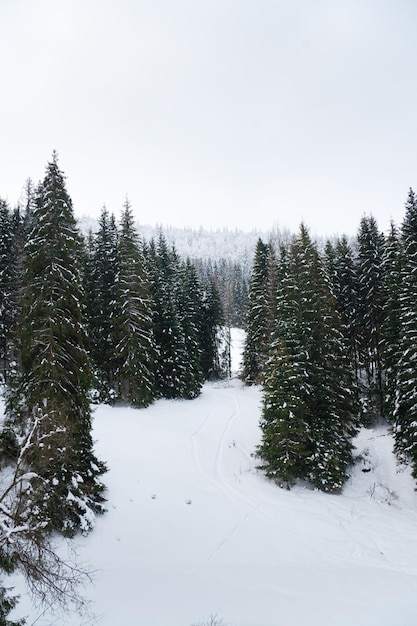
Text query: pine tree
7 152 106 535
199 277 229 381
0 198 14 380
325 235 360 392
258 326 313 488
393 189 417 475
257 225 358 492
355 215 386 423
85 206 119 400
380 222 403 420
241 238 271 384
113 200 155 406
177 259 205 398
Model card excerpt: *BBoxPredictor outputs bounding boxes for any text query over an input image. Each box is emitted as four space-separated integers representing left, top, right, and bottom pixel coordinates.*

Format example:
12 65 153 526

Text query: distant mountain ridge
77 215 268 268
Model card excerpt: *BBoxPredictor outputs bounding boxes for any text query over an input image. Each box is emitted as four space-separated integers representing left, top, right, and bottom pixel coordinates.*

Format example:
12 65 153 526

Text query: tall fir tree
380 222 403 420
325 235 360 388
85 206 120 401
257 225 358 492
355 215 386 423
113 200 155 406
145 234 189 398
0 198 14 381
241 238 271 384
177 259 205 398
393 189 417 475
5 152 106 535
199 276 229 381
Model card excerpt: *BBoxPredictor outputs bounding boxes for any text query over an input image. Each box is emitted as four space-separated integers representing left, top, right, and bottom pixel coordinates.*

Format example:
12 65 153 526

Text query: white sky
2 0 417 236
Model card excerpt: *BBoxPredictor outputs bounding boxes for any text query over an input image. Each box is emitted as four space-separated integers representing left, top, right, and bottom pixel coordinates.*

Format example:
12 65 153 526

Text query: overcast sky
2 0 417 236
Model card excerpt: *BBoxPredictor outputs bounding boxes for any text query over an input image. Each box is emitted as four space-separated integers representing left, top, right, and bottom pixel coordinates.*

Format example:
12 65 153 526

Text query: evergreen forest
1 153 417 623
242 191 417 492
0 154 231 623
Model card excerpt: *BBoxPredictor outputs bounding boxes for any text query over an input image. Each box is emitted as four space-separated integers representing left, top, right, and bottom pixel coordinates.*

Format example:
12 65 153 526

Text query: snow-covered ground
9 329 417 625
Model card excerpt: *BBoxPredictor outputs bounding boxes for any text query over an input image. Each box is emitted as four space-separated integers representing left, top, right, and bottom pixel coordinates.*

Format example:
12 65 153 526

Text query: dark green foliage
0 585 25 626
0 546 23 625
177 259 205 397
241 239 271 384
0 199 16 381
194 257 249 329
259 336 313 488
7 152 106 536
84 206 120 401
355 216 386 423
325 236 359 381
380 222 403 420
257 225 358 493
112 201 155 406
211 258 249 328
199 277 229 381
393 189 417 475
146 235 190 398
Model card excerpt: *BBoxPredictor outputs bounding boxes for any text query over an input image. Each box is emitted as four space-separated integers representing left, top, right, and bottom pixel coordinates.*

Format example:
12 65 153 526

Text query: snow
7 328 417 625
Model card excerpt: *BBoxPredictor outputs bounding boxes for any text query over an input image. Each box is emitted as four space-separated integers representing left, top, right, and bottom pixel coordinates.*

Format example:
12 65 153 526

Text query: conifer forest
1 153 417 622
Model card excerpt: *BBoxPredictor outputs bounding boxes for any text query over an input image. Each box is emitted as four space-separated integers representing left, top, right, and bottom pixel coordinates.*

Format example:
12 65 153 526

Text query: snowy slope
9 329 417 626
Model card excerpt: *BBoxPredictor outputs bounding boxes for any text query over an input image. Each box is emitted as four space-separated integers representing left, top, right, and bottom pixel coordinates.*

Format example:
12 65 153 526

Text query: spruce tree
7 152 106 535
0 198 14 380
355 215 386 422
113 200 155 406
257 225 358 492
86 206 119 401
199 277 229 381
380 222 403 420
325 235 361 407
148 234 200 398
241 238 271 384
177 259 205 398
393 189 417 475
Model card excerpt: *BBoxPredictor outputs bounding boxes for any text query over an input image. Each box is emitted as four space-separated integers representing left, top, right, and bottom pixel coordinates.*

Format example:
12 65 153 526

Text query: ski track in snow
193 382 417 575
191 385 255 562
5 349 417 625
192 385 357 567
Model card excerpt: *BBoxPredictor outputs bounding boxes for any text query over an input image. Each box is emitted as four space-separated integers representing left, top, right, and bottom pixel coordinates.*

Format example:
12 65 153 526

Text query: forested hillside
242 192 417 493
79 215 260 328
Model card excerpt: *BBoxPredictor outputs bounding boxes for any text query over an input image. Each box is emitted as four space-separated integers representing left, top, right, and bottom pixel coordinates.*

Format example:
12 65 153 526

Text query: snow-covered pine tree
257 319 313 488
193 256 249 329
85 206 120 401
112 199 155 406
7 152 106 535
325 235 360 392
145 234 191 398
241 238 271 384
0 198 14 381
145 234 227 395
355 215 386 423
301 230 358 491
257 225 358 492
177 259 205 398
380 222 403 421
393 188 417 476
199 277 229 380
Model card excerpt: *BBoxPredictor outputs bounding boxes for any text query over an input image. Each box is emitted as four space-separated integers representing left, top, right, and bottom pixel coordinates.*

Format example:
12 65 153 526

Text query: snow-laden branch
0 412 93 614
